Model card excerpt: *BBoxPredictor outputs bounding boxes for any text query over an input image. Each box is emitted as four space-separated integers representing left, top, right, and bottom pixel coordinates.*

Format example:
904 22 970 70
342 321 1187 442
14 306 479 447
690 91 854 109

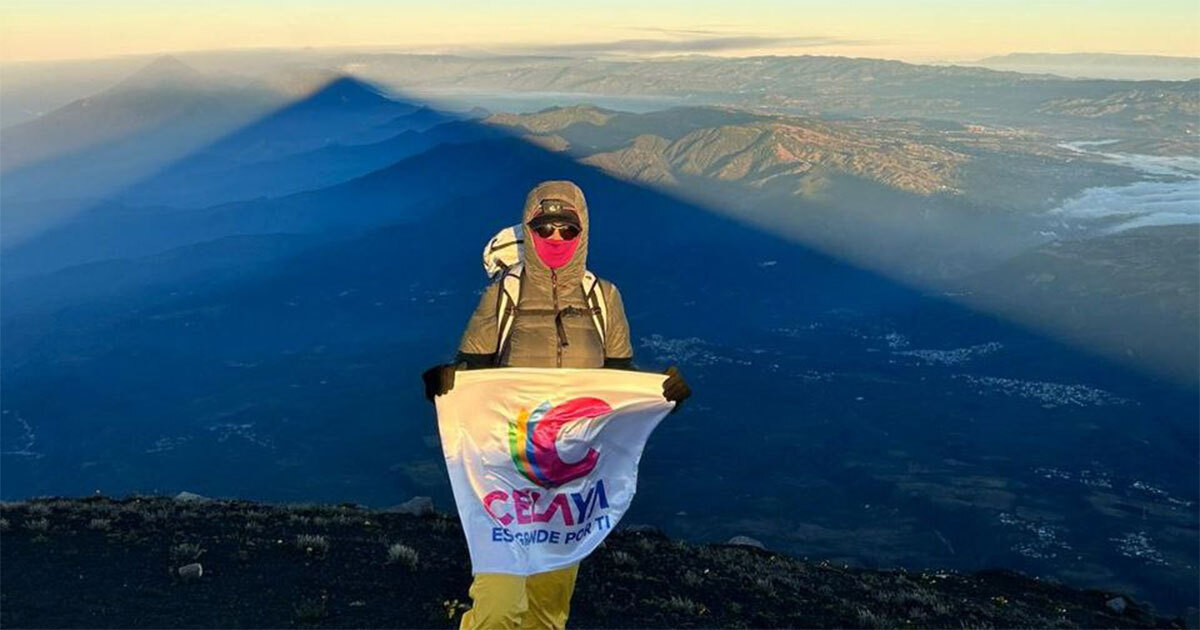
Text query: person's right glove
662 365 691 413
421 363 458 403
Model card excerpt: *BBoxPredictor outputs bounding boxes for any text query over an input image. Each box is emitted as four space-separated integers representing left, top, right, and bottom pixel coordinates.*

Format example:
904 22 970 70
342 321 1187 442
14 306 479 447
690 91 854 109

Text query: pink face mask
531 232 580 269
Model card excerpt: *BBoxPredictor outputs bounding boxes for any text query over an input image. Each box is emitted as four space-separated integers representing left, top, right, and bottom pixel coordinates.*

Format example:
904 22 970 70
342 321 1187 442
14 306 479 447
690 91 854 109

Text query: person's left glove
662 365 691 413
422 363 459 402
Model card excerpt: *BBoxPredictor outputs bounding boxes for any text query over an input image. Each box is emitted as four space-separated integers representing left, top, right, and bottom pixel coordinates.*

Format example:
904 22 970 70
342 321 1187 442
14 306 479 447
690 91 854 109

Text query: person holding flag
423 179 690 629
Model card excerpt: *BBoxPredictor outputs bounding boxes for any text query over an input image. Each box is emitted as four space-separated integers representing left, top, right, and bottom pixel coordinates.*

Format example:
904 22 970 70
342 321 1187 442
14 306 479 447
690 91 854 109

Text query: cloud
622 26 732 37
499 34 876 57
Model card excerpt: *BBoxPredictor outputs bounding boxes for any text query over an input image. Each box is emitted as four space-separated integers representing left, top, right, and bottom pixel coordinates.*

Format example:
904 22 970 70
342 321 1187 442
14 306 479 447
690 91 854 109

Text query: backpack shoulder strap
495 263 524 363
581 269 608 349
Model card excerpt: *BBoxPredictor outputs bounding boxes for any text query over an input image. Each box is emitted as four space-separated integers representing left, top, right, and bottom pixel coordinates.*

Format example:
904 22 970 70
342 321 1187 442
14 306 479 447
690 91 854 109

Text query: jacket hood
521 180 589 282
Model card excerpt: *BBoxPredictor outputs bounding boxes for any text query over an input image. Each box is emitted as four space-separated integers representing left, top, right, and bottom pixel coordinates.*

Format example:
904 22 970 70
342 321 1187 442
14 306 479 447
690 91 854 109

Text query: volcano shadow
1 71 1196 614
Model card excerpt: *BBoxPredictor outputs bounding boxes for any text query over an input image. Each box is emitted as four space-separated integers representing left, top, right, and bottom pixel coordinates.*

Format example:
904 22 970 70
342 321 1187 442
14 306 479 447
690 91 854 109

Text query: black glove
662 365 691 413
422 363 458 402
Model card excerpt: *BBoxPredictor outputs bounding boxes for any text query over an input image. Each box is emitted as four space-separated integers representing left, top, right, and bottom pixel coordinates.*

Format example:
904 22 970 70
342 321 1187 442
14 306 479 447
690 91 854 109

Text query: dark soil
0 494 1186 629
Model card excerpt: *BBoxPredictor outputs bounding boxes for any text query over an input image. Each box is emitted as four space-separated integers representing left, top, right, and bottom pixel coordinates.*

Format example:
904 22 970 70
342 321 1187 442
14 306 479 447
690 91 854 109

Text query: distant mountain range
340 53 1199 143
477 104 1156 282
968 53 1200 81
5 51 1198 146
482 104 1142 204
491 104 951 190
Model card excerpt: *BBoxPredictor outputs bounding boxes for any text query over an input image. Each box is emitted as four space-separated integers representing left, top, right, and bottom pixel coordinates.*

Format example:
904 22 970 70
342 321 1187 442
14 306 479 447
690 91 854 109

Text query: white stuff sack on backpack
434 367 674 575
483 224 524 278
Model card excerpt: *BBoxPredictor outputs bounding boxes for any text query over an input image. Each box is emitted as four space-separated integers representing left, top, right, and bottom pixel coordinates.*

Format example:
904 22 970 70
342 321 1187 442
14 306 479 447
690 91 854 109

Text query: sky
1 0 1197 64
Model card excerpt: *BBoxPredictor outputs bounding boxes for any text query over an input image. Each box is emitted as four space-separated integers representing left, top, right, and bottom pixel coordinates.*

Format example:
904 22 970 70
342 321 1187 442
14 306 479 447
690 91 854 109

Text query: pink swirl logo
507 397 613 488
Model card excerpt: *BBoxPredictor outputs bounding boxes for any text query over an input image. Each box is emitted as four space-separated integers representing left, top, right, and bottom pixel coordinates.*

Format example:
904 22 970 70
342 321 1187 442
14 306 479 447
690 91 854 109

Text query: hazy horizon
2 45 1199 66
2 0 1197 65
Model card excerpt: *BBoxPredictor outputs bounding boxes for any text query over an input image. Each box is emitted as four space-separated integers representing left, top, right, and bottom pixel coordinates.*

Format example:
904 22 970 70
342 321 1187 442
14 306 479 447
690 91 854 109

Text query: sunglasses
530 222 580 240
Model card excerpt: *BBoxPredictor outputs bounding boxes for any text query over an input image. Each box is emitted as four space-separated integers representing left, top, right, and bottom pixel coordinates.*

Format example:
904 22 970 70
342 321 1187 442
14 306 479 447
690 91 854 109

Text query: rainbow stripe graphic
507 397 613 488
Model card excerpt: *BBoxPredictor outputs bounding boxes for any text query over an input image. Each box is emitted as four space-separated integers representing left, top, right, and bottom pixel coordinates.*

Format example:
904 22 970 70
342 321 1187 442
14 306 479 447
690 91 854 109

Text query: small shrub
430 517 457 533
903 587 940 607
386 543 419 569
634 536 656 553
118 502 144 515
294 595 328 622
661 595 707 616
754 575 776 597
872 589 900 604
171 542 206 561
681 569 703 587
87 518 112 531
25 517 49 532
609 550 637 567
442 598 467 621
87 503 120 517
330 514 356 527
289 514 313 526
142 508 172 522
857 607 881 628
296 533 329 554
26 503 51 516
0 518 9 532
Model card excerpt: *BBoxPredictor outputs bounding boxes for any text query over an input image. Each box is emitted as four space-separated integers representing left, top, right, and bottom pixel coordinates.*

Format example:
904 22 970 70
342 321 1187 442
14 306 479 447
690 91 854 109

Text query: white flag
435 367 674 575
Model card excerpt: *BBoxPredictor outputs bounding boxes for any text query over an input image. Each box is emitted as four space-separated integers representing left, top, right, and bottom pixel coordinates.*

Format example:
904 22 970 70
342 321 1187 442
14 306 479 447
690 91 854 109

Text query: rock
385 496 434 516
1106 596 1127 614
177 563 203 580
622 524 664 536
726 535 766 550
173 491 211 503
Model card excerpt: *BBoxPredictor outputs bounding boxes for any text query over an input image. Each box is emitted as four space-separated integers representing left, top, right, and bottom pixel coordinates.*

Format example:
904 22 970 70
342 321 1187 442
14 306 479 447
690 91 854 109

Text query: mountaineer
422 179 690 629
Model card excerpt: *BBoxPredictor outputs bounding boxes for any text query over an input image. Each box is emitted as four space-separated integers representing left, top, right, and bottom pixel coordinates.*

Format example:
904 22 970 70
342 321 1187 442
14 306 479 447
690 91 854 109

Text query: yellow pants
458 564 580 629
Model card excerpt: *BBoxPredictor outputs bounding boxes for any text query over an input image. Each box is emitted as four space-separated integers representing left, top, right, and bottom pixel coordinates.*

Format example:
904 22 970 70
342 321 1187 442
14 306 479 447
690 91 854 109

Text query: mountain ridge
969 53 1200 81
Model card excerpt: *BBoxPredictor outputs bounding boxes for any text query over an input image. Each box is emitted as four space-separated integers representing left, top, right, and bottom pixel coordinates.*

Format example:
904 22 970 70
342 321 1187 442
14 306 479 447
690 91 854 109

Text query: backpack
483 224 608 360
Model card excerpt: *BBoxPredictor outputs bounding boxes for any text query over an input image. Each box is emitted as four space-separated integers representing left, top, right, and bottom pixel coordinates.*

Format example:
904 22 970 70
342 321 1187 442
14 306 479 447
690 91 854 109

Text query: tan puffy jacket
457 180 634 368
